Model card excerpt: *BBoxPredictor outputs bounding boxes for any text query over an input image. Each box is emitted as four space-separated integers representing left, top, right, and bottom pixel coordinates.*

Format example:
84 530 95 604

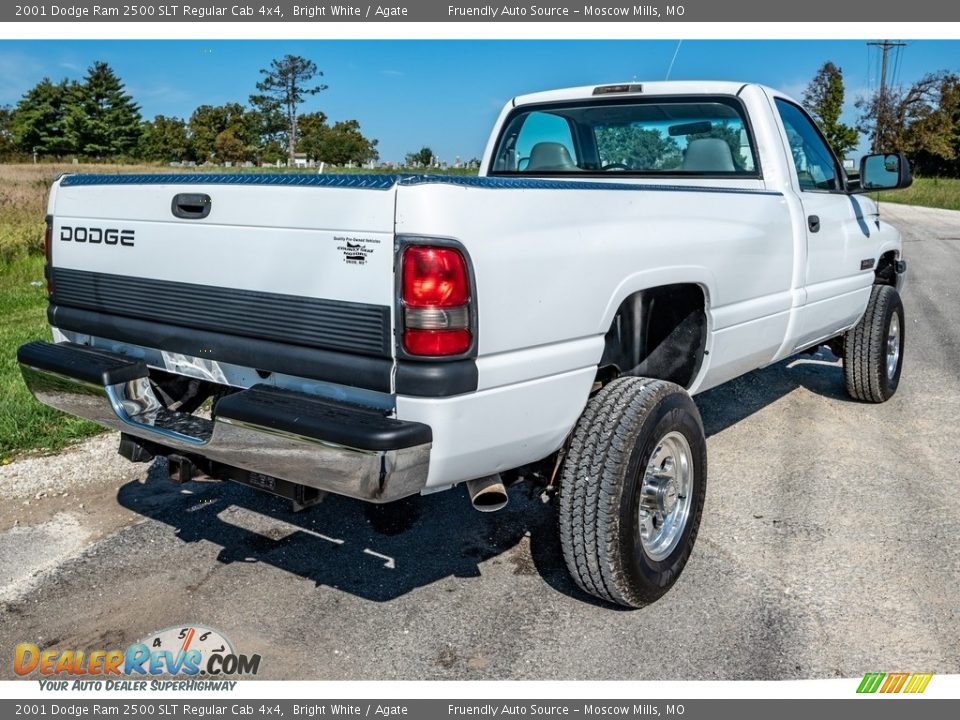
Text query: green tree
138 115 189 162
900 73 960 176
214 128 248 163
405 146 434 167
64 62 142 158
857 71 955 154
189 103 252 163
323 120 378 165
189 104 226 162
802 62 859 160
298 113 379 165
10 78 76 157
0 105 15 160
251 55 327 165
256 137 288 165
295 110 328 160
243 105 286 163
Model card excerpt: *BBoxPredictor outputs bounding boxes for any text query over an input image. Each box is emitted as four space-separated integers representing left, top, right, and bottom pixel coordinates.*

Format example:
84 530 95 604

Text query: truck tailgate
48 175 398 364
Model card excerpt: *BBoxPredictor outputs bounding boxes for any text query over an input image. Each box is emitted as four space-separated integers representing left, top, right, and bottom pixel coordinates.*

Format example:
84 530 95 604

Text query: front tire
558 377 707 608
842 284 904 403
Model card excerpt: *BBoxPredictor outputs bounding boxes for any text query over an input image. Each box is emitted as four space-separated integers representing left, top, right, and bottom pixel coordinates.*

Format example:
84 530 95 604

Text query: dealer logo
14 624 261 683
335 235 378 265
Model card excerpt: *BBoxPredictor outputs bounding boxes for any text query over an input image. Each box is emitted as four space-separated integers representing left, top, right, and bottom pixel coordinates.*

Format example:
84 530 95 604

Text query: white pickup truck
19 81 910 607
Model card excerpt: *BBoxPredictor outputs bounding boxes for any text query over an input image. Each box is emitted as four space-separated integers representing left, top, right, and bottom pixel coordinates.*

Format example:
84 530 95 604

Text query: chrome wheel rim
638 431 693 561
886 313 901 380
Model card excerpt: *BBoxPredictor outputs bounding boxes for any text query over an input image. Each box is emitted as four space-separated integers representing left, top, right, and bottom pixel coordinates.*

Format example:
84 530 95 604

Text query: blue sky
1 40 957 162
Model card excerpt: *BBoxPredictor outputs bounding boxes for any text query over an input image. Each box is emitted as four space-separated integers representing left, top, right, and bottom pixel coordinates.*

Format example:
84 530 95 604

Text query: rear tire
558 377 707 608
842 285 904 403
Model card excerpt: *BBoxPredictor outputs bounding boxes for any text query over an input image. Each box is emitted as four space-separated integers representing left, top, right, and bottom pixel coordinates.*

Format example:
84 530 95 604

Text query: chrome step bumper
17 341 431 503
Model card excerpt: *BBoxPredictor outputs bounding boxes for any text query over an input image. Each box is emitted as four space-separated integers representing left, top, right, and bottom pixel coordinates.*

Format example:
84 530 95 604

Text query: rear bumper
17 341 432 503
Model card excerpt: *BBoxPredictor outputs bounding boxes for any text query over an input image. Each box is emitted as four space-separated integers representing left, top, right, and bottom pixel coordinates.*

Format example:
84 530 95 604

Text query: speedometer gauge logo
140 625 235 671
133 624 259 676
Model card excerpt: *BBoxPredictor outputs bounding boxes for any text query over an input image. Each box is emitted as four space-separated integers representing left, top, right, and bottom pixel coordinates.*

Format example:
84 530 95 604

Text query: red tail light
402 246 469 307
401 245 472 356
403 328 471 356
44 216 53 298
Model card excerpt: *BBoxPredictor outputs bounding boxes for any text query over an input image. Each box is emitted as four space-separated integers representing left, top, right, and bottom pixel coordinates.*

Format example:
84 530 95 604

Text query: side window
494 111 578 172
775 99 841 191
516 112 577 170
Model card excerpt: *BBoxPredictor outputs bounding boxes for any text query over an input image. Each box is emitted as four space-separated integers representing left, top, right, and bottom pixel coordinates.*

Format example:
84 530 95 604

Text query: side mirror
855 152 913 192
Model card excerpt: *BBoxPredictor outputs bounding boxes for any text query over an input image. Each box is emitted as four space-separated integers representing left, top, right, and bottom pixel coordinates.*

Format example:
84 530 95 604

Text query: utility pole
867 40 906 151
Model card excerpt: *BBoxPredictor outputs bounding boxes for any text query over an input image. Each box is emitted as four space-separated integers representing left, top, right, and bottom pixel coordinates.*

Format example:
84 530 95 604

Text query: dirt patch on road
0 433 189 602
2 435 138 535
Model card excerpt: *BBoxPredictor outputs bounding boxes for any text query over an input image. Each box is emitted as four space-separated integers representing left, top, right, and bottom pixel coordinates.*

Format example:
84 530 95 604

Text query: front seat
526 142 577 171
682 138 735 172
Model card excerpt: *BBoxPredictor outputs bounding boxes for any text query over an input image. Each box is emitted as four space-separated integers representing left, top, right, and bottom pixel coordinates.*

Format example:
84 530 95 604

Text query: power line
866 40 906 151
891 43 905 89
867 40 906 99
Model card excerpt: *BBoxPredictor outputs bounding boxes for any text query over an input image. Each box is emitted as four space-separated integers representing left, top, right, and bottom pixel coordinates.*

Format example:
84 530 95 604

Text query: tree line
2 55 957 176
0 55 380 167
803 60 960 177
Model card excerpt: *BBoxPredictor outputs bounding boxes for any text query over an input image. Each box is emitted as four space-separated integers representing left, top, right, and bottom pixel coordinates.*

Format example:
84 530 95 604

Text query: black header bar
3 1 957 23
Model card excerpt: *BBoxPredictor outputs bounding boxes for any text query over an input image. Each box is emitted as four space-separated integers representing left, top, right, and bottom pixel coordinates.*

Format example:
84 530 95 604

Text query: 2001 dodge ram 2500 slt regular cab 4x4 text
18 81 911 607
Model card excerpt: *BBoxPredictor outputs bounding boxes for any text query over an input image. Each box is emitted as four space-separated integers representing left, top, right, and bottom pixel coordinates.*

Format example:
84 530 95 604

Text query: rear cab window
491 96 759 177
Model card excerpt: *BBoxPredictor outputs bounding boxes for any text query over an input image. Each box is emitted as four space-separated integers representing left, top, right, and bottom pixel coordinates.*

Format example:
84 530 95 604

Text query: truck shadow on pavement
115 348 851 605
694 347 852 437
116 463 574 604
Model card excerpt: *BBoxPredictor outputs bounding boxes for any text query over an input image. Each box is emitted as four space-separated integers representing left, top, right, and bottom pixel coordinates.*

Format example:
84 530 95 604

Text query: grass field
1 163 958 460
0 254 103 460
0 165 169 459
0 163 164 262
877 176 960 211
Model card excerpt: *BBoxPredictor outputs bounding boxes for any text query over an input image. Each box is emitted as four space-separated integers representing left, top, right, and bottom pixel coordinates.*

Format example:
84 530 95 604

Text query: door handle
171 193 212 219
808 215 820 233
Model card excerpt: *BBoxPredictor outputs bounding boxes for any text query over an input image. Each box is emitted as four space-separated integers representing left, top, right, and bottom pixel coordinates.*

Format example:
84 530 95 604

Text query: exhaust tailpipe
466 475 509 513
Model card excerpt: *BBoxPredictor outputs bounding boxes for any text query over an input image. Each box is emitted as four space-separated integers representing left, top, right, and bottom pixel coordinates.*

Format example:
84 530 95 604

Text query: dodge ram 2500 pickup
18 81 911 607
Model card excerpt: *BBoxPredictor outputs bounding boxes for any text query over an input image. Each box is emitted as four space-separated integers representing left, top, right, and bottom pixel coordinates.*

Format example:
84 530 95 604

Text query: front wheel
558 377 707 608
842 284 905 403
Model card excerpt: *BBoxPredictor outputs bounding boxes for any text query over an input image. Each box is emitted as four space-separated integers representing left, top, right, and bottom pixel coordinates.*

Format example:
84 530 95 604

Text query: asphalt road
1 203 958 681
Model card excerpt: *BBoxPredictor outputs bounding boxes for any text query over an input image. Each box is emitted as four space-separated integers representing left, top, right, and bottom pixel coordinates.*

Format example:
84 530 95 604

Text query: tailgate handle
171 193 212 219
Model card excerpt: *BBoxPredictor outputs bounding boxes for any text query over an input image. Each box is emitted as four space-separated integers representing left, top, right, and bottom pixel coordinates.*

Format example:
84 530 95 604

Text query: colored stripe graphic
857 672 932 693
860 673 885 693
908 673 933 693
880 673 907 693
